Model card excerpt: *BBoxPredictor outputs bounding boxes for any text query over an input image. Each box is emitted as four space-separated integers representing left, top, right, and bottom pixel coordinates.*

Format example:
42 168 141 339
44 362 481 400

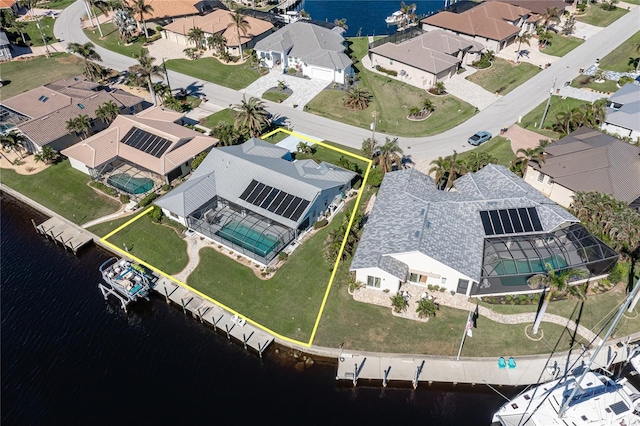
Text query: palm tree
584 98 607 127
207 33 226 54
442 150 467 190
390 292 407 313
233 95 270 138
127 0 154 38
11 20 27 44
66 42 103 81
528 265 589 335
0 130 27 160
344 86 372 110
554 107 586 135
187 26 205 50
34 146 57 164
432 81 446 95
89 0 115 38
512 143 547 177
66 114 92 139
128 52 165 106
211 121 238 146
416 298 438 318
333 18 348 31
537 30 553 49
152 82 171 104
299 9 311 20
514 32 531 63
227 11 250 59
112 8 137 42
429 156 450 187
375 137 403 173
95 101 119 125
361 137 378 160
466 152 497 172
540 7 560 31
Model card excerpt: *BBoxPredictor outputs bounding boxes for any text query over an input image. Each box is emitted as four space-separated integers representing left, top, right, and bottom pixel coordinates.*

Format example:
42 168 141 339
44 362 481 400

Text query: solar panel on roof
121 127 172 158
508 209 524 233
267 191 287 213
253 184 273 206
480 211 494 235
499 210 514 234
283 197 303 219
480 207 544 236
489 210 504 234
290 199 309 221
238 180 311 223
518 208 534 232
240 180 259 200
275 194 295 215
260 188 278 209
244 182 265 204
527 207 543 232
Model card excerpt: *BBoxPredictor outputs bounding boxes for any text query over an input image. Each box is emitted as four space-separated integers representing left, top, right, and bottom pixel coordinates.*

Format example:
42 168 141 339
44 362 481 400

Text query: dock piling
383 366 391 387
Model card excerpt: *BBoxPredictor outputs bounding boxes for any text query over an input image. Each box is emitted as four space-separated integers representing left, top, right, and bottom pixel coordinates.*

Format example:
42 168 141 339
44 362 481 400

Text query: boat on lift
385 10 405 25
98 257 153 310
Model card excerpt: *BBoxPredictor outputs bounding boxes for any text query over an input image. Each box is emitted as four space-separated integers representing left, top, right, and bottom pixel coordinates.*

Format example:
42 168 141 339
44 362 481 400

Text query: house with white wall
253 21 353 84
601 83 640 141
350 165 618 298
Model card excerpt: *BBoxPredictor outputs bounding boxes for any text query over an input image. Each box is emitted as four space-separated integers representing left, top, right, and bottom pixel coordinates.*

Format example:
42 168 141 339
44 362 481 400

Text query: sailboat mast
558 278 640 417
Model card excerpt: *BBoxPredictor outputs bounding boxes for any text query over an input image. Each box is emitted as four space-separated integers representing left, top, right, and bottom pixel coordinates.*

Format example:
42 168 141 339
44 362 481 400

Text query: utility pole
36 17 50 58
371 111 378 142
539 77 557 129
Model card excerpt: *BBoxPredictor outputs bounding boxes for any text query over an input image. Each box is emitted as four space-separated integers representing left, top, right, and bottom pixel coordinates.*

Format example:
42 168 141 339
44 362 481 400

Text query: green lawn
262 90 290 103
40 0 78 9
8 16 56 47
542 33 584 57
0 53 85 100
305 37 476 137
519 97 592 138
575 5 629 27
0 159 120 223
83 22 148 59
200 109 237 129
599 30 640 72
97 215 189 275
466 58 541 95
164 57 261 90
455 136 516 168
571 75 620 94
187 206 352 342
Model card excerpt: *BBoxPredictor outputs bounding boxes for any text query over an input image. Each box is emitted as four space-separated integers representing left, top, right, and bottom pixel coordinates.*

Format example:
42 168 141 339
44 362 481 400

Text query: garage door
311 67 334 82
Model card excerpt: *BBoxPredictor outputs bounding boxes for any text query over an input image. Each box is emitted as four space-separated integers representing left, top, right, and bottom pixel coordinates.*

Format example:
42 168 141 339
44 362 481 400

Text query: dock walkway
34 217 93 254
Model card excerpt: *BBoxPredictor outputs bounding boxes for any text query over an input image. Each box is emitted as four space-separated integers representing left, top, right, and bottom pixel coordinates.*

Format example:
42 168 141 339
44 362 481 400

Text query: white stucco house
350 165 618 298
601 83 640 141
253 21 353 84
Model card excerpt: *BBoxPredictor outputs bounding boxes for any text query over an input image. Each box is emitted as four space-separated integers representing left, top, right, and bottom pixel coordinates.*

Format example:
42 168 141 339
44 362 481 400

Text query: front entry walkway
443 68 500 111
241 68 330 108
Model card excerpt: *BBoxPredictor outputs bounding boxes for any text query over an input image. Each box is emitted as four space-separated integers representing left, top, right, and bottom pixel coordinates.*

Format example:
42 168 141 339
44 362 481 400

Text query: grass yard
165 57 260 90
7 16 56 47
200 109 237 129
97 215 189 275
519 97 591 138
304 37 476 137
542 34 584 57
0 159 120 223
187 206 352 342
0 53 85 99
262 90 290 103
466 58 540 95
83 22 148 58
575 5 628 27
455 136 516 168
571 75 620 94
40 0 77 9
313 265 589 356
599 30 640 72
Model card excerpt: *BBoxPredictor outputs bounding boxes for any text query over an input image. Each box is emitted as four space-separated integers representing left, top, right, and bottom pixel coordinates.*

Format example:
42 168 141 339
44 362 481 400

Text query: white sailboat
492 279 640 426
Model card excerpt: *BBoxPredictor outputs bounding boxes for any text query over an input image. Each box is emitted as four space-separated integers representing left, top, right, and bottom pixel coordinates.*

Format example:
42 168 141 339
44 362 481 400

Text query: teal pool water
491 256 568 277
216 222 279 258
107 173 154 195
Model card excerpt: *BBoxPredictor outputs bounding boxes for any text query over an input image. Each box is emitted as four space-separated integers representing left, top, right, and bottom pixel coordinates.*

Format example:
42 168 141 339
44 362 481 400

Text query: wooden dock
153 277 274 357
34 217 93 254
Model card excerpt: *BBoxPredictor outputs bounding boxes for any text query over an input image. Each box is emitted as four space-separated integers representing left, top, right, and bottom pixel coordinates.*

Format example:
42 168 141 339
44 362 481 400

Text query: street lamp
36 17 50 58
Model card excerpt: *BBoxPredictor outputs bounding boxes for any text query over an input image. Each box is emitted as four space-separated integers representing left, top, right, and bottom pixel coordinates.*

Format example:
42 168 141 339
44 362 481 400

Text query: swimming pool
491 256 568 277
216 222 279 258
107 173 154 195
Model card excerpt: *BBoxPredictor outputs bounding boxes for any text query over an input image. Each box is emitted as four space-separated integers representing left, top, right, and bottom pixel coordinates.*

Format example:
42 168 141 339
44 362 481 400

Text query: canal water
1 194 511 425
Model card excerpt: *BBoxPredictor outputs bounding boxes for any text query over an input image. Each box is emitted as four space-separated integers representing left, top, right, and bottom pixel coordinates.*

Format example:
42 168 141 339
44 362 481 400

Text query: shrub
607 262 625 284
137 192 158 208
375 65 398 77
367 168 383 187
147 33 161 43
90 181 118 197
155 25 163 32
278 252 288 262
148 206 163 222
287 67 297 74
161 184 171 192
352 179 362 190
191 151 208 170
618 76 633 86
314 219 329 229
119 194 130 204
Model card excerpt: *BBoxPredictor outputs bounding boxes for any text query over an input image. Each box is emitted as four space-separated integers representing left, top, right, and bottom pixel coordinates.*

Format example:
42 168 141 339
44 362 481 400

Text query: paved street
54 1 640 165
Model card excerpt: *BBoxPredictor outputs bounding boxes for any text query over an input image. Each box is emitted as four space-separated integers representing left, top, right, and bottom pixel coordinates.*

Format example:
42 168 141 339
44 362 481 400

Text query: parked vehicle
468 131 492 146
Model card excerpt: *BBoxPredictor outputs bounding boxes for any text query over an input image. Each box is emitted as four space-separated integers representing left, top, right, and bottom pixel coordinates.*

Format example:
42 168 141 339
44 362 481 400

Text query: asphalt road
54 1 640 162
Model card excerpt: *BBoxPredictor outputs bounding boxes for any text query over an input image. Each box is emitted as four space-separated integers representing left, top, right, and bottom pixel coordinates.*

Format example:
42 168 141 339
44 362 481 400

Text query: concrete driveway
241 68 329 108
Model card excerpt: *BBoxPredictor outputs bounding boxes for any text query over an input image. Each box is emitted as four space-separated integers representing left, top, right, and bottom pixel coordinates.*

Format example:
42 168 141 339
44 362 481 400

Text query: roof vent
487 201 498 206
425 220 430 229
414 231 420 238
420 208 425 216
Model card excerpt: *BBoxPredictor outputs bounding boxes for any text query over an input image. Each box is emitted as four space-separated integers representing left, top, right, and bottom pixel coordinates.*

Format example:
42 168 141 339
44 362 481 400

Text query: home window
537 172 545 183
546 177 554 185
409 273 428 284
441 277 447 286
367 275 381 288
169 211 179 219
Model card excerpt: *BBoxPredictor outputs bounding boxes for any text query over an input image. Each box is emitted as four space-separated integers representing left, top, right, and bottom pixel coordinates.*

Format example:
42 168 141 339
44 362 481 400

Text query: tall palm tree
429 156 450 187
207 33 226 54
233 95 270 138
442 150 467 190
512 143 546 177
187 27 205 50
514 32 531 63
540 7 560 31
528 265 589 335
34 146 58 164
66 114 92 139
333 18 348 31
113 8 137 42
95 101 119 125
0 130 27 159
584 98 607 127
127 0 153 38
375 137 403 174
66 42 103 81
227 11 250 59
465 152 497 172
554 107 585 135
11 20 27 43
128 52 165 106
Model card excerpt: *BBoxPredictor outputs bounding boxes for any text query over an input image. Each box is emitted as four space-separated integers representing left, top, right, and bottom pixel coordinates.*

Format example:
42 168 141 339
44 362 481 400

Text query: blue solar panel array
121 127 172 158
480 207 543 236
239 179 310 222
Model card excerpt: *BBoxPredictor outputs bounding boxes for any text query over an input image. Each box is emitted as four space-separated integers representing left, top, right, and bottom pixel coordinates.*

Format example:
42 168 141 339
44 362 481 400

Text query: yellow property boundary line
100 129 371 348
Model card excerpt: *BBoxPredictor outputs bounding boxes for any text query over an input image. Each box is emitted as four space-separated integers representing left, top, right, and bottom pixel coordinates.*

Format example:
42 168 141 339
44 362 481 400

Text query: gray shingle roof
378 255 409 281
605 83 640 132
156 138 356 228
531 126 640 204
350 165 577 282
254 21 352 70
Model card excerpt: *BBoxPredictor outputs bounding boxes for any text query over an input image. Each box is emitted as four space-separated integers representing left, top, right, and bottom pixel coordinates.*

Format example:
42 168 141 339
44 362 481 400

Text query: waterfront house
350 165 618 297
0 0 20 14
156 138 356 265
421 1 533 53
128 0 217 26
369 29 484 89
601 83 640 141
524 126 640 210
162 9 274 57
0 31 11 61
253 21 353 84
483 0 567 16
61 106 217 198
0 75 144 153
